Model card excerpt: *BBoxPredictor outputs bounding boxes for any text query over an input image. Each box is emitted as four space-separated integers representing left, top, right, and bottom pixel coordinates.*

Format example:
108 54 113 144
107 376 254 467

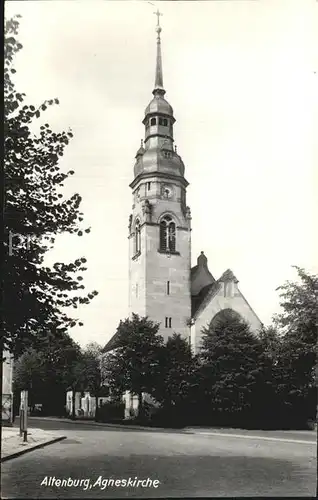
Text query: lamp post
19 389 28 442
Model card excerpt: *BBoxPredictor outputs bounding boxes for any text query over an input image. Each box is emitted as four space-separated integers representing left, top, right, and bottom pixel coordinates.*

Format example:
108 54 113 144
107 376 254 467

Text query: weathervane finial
153 8 164 95
154 8 162 35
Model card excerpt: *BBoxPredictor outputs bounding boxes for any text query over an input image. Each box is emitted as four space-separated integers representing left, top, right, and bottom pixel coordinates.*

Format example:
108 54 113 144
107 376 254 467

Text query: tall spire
153 8 165 96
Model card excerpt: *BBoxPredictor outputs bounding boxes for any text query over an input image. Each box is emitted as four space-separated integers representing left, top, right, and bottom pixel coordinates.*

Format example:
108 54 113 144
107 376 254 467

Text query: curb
31 417 191 434
1 436 67 463
94 422 191 433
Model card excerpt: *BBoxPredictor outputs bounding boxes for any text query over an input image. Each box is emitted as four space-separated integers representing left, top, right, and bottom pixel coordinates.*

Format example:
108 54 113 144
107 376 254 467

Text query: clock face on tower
162 184 174 199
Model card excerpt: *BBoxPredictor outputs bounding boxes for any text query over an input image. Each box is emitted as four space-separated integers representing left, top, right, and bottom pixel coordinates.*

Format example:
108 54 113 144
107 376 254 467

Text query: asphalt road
1 418 316 498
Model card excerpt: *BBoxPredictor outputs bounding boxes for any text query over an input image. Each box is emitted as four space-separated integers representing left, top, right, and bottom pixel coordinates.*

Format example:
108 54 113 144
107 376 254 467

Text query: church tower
128 11 191 342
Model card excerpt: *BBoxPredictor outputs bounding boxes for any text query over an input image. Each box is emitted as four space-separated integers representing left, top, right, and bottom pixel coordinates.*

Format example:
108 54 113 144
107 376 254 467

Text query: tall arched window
160 215 176 252
135 219 141 254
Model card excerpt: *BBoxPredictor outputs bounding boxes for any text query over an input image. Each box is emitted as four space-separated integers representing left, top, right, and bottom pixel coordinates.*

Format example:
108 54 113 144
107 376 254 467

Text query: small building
65 391 110 419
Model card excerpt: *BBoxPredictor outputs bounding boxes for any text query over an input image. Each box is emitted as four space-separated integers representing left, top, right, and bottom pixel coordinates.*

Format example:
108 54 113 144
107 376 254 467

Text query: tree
274 266 317 343
68 354 87 420
4 16 98 356
82 342 103 421
258 325 282 362
101 352 126 402
199 309 269 425
13 349 46 403
148 333 197 427
272 267 318 425
152 334 194 408
13 330 82 416
104 314 164 415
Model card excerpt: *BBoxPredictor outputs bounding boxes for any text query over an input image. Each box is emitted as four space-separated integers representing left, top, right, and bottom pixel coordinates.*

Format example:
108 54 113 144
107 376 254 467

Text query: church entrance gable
193 287 262 353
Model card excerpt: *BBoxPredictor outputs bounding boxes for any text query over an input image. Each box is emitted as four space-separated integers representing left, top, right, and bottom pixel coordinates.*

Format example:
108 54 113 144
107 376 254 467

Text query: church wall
145 223 191 342
193 284 262 354
150 190 185 221
128 225 146 318
128 176 191 343
190 323 196 354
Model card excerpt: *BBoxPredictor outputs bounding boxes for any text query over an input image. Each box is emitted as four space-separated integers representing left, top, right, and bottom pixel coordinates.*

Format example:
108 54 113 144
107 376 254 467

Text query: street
1 418 316 498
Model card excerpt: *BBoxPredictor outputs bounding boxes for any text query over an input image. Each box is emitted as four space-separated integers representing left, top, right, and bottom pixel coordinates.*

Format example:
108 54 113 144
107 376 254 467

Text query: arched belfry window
160 215 176 252
159 117 168 126
135 219 141 254
150 117 156 126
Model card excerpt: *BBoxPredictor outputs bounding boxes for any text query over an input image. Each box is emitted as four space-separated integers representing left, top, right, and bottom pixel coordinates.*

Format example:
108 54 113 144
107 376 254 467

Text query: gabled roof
191 266 263 327
191 267 238 320
235 288 264 327
191 265 198 277
102 333 121 354
191 281 220 318
191 251 216 296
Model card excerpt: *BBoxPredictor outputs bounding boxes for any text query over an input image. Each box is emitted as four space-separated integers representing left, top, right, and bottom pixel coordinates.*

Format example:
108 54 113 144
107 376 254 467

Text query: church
104 12 262 356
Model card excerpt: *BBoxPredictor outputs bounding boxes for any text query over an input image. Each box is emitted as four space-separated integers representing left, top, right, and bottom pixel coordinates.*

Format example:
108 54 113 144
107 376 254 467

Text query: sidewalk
1 426 66 462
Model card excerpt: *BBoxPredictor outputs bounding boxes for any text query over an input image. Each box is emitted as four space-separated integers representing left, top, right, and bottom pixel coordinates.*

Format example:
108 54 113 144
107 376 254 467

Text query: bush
148 405 188 428
29 404 43 416
97 401 125 422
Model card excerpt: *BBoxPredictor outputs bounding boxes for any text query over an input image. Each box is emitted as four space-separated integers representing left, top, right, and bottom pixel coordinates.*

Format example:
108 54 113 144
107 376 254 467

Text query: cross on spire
154 8 162 30
153 8 164 94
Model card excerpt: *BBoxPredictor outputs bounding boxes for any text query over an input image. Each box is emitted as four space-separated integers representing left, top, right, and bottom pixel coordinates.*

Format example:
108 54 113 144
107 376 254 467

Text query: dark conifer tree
199 309 268 426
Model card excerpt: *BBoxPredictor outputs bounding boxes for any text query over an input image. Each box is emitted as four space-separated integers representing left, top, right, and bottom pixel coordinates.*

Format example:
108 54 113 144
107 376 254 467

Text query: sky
5 0 317 348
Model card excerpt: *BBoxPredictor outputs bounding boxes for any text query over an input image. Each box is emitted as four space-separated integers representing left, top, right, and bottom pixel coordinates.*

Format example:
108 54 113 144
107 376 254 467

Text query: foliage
198 310 268 418
102 268 317 429
13 348 47 392
13 330 82 415
13 330 81 389
251 268 318 428
81 342 103 395
274 266 317 342
272 267 318 424
14 339 105 419
4 16 97 355
152 333 195 409
258 325 281 362
79 342 104 420
103 314 164 407
101 352 125 401
97 401 125 422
